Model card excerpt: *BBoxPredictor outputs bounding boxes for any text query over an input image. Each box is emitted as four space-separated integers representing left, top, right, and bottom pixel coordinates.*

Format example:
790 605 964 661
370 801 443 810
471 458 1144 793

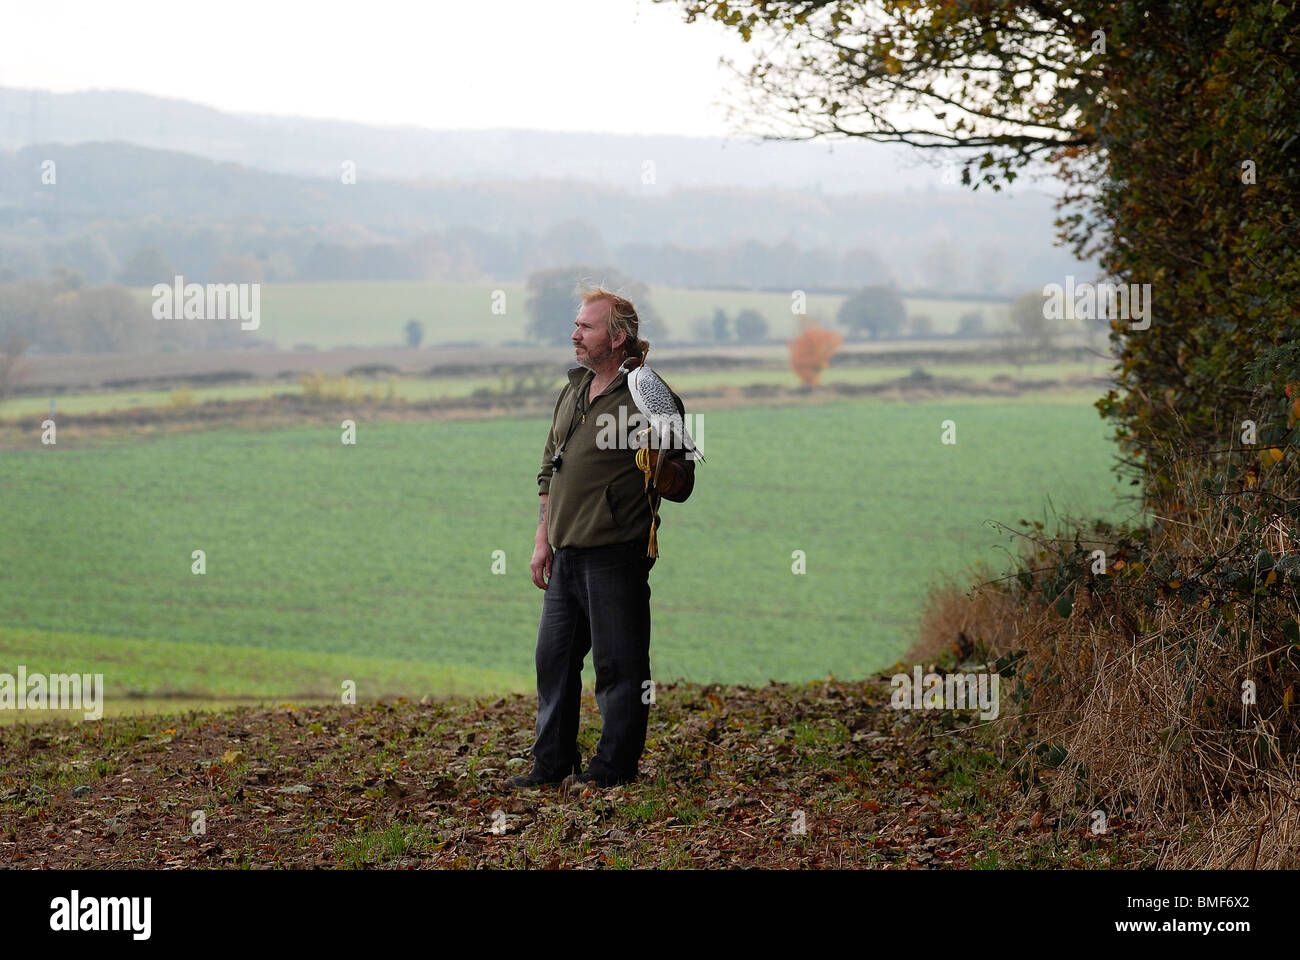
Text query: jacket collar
566 364 590 388
566 363 629 394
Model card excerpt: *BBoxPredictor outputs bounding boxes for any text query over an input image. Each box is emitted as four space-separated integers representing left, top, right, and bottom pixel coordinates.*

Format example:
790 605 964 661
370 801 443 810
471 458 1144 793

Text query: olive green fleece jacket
537 364 696 550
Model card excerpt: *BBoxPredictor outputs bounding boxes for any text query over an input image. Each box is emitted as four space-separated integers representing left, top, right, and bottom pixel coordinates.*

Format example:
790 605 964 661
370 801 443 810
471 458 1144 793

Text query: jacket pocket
603 484 621 528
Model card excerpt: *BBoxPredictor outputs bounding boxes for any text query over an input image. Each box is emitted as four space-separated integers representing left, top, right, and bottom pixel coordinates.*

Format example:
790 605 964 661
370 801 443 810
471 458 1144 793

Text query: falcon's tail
680 428 706 464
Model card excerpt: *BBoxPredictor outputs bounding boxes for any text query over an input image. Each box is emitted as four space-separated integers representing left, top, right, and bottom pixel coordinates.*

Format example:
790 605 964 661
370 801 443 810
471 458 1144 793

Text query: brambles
948 420 1300 868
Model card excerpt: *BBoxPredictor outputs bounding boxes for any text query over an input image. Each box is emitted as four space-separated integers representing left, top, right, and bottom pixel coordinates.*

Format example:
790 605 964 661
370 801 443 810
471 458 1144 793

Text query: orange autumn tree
787 317 842 387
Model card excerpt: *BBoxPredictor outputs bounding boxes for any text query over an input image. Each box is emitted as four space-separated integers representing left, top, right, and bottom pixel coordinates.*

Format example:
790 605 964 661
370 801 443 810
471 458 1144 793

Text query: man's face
572 301 625 368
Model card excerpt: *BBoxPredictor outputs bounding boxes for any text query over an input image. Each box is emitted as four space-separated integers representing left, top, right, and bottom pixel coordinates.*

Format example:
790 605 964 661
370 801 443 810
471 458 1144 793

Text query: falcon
617 356 706 478
617 355 705 559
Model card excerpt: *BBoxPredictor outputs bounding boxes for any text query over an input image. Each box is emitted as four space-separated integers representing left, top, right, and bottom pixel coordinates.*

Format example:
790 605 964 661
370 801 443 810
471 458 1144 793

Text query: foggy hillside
1 85 988 194
0 87 1091 292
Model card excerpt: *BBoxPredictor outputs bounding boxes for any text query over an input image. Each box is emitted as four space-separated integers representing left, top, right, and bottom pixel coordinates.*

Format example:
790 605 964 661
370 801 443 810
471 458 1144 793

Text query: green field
0 360 1100 420
130 281 1010 349
0 392 1127 718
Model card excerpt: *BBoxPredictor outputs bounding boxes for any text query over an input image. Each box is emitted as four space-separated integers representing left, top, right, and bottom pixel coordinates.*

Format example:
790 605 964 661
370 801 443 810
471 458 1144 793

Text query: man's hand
530 541 553 590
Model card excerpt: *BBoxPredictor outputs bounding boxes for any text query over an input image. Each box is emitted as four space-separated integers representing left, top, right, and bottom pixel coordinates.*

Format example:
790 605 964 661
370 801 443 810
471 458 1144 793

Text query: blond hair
578 282 650 361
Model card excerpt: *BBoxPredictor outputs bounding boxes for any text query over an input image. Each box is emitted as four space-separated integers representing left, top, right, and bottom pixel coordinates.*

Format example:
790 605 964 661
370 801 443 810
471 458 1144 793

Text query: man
507 286 696 791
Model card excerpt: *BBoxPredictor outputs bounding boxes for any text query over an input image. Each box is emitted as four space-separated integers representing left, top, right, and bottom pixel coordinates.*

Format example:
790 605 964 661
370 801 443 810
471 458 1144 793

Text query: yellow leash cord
635 447 660 559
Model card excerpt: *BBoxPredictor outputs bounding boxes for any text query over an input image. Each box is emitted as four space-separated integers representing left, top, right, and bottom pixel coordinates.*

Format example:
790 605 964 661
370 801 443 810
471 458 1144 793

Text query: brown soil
0 677 1160 869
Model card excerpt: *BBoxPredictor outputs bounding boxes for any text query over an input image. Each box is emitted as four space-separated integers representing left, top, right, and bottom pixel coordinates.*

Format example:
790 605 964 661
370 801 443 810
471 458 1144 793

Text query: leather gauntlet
640 449 687 497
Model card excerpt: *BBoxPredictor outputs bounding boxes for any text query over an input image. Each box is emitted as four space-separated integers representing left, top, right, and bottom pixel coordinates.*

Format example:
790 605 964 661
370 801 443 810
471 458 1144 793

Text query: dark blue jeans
530 538 655 783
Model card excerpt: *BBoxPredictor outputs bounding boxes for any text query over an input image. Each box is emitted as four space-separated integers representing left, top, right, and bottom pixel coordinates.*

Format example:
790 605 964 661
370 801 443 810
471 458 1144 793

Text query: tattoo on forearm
538 502 546 524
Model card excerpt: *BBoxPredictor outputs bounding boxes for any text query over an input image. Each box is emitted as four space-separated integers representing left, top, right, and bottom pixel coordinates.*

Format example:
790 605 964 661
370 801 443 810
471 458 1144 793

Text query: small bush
299 370 373 403
167 387 195 408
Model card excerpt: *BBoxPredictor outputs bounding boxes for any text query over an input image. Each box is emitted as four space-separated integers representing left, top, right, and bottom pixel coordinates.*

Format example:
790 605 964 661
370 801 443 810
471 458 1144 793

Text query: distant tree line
0 226 906 294
0 269 255 355
2 264 1050 360
522 267 1054 350
688 308 770 345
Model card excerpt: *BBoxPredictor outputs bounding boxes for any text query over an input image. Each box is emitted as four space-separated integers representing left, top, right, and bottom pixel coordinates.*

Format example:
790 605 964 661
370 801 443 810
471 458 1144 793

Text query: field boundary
15 338 1103 395
0 369 1111 446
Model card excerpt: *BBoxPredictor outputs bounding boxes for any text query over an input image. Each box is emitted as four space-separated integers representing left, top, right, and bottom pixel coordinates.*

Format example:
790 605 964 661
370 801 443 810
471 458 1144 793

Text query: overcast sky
0 0 758 137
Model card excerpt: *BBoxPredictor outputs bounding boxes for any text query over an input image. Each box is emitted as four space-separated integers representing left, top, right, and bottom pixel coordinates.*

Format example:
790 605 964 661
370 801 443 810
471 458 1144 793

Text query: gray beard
577 345 616 369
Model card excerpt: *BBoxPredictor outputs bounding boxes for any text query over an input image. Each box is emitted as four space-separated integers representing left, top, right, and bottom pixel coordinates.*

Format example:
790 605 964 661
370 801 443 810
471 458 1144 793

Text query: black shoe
505 769 565 789
564 769 634 793
505 756 582 790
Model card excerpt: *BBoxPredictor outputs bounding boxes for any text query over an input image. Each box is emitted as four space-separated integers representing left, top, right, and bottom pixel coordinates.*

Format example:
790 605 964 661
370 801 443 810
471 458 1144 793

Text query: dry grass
915 438 1300 868
908 576 1024 668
